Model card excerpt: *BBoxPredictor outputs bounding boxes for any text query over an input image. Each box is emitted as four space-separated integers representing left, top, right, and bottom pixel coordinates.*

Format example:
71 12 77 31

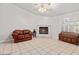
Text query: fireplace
36 25 51 38
39 27 48 34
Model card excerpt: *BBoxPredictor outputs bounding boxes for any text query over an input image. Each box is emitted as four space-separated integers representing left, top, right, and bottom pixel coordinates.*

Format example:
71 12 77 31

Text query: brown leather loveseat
12 29 32 43
59 32 79 45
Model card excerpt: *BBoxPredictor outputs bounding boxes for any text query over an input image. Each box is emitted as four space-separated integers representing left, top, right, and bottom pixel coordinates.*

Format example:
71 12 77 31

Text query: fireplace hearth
39 27 48 34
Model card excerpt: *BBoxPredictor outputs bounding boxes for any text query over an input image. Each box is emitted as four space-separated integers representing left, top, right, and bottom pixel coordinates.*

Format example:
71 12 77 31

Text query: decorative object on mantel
33 29 36 38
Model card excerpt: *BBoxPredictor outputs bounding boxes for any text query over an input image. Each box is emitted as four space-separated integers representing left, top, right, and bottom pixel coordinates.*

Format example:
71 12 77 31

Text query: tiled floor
0 38 79 55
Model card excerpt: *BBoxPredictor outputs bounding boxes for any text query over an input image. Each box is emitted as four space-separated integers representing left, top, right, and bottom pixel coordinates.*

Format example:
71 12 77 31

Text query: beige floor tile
0 38 79 55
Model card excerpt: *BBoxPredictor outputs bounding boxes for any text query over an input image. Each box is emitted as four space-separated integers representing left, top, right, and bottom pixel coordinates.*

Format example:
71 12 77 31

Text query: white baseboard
0 39 13 43
0 40 6 43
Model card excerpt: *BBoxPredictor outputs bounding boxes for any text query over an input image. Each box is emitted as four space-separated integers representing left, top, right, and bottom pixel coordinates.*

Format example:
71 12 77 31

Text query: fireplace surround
36 25 52 38
39 27 48 34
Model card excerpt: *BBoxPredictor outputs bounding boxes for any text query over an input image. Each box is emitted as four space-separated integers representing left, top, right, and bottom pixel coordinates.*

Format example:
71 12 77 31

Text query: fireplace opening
39 27 48 34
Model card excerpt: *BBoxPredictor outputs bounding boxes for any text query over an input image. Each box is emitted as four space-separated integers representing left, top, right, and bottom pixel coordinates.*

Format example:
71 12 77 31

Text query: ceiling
13 3 79 17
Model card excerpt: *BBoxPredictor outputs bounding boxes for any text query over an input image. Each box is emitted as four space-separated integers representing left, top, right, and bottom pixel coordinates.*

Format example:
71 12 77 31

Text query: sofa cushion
18 35 25 39
60 32 78 38
23 30 30 34
13 30 23 35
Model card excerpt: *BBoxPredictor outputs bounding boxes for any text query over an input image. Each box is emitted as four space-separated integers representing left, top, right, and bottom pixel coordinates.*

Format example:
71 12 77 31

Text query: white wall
0 4 38 42
0 3 79 42
0 4 52 42
50 11 79 39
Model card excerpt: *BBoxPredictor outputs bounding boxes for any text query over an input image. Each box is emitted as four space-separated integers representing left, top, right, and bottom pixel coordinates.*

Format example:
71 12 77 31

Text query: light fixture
34 3 53 13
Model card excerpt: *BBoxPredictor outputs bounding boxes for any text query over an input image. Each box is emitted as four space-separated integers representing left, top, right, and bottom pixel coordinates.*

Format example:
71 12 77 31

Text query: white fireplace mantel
36 25 52 38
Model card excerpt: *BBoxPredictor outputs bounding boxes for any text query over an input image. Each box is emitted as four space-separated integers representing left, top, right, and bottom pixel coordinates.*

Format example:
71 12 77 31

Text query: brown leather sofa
59 32 79 45
12 29 32 43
